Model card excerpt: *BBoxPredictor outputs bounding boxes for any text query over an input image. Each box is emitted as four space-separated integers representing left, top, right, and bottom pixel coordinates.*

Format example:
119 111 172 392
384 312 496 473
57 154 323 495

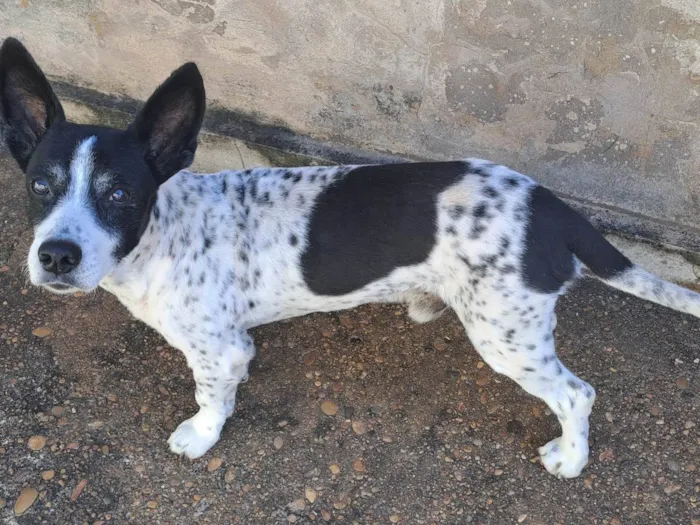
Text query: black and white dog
2 38 699 479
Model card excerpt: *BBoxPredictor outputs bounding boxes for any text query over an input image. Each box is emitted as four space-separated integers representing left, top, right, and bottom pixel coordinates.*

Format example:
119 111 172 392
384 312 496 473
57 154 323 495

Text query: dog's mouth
42 281 82 295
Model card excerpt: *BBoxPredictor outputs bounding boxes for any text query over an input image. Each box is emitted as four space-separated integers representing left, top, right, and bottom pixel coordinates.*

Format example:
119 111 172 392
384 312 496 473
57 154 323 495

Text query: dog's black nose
38 240 82 275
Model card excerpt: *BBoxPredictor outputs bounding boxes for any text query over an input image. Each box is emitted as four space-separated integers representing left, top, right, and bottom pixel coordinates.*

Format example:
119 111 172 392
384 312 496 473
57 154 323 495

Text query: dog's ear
0 38 66 172
129 62 205 184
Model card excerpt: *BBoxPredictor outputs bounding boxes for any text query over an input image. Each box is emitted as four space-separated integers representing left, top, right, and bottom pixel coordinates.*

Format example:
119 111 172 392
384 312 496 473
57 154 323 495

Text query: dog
2 37 699 479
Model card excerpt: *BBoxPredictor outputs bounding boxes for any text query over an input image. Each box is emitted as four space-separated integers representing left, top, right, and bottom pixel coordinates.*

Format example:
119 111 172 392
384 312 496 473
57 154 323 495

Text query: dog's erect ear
0 38 65 171
129 62 205 184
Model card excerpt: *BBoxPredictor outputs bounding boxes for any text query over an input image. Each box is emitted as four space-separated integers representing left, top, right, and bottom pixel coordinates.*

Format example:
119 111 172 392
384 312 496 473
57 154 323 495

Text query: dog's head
0 38 205 294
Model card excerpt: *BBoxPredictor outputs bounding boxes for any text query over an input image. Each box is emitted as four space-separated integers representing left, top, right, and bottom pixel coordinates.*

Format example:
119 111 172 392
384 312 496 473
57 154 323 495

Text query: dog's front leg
168 330 255 459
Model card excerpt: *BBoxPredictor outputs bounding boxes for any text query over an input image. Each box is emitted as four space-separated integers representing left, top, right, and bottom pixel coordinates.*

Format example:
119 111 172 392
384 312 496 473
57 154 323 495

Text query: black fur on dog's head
0 37 206 293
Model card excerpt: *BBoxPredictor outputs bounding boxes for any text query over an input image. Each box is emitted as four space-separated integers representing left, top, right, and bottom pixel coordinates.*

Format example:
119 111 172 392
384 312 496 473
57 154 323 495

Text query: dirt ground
1 155 699 525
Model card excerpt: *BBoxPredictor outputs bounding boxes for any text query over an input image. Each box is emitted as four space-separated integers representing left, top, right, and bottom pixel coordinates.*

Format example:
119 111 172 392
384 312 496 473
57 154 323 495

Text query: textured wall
2 0 699 235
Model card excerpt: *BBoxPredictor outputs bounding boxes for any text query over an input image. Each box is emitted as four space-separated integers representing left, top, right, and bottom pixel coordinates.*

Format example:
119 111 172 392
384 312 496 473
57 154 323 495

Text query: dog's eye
109 188 130 203
31 178 50 196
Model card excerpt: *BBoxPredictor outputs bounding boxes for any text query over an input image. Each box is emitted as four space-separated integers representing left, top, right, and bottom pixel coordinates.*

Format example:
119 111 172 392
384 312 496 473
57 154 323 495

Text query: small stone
101 445 109 455
207 457 223 472
390 515 400 523
147 500 158 509
605 412 613 423
0 265 9 272
50 406 64 417
351 421 366 435
305 487 317 503
339 315 354 328
352 458 365 472
0 498 5 508
274 436 284 450
41 470 55 481
472 438 483 447
476 376 489 387
321 509 332 521
88 421 104 430
71 479 87 501
664 484 682 495
303 351 319 366
14 487 38 515
650 406 661 416
321 400 338 416
333 497 349 510
598 448 614 462
433 339 446 351
518 515 528 523
107 394 118 402
685 421 695 429
610 519 621 525
287 515 298 523
494 469 504 476
676 377 689 390
289 499 305 512
225 468 236 483
27 436 46 451
382 434 393 443
329 464 341 475
32 327 52 338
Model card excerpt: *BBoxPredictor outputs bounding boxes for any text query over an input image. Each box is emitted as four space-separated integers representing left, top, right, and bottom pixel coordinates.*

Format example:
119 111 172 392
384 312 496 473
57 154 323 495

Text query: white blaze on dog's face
0 37 206 293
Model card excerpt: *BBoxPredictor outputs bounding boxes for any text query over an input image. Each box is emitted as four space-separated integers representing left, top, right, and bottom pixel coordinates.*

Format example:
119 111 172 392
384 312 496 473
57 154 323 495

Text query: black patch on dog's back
522 186 632 293
301 162 466 296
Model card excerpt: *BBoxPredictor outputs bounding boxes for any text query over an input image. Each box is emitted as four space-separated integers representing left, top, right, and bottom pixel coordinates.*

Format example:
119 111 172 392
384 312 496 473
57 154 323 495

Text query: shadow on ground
1 156 699 524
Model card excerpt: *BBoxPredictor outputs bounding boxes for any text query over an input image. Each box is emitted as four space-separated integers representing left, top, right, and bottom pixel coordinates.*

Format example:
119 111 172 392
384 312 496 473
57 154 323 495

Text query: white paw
538 437 588 479
168 415 221 459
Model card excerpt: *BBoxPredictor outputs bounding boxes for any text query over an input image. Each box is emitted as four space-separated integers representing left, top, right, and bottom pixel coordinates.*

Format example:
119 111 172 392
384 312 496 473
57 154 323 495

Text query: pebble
321 509 332 520
303 351 319 366
518 515 528 523
329 464 341 475
352 458 366 473
321 400 338 416
274 436 284 450
390 515 400 523
664 484 682 495
287 515 298 523
225 468 236 483
676 377 689 390
207 457 223 472
41 470 55 481
14 487 38 515
351 421 367 435
433 339 446 351
71 479 87 501
650 406 661 416
32 327 52 338
476 376 489 387
339 315 354 328
147 500 158 509
305 487 317 503
598 448 614 462
50 406 63 416
494 469 504 476
27 435 46 451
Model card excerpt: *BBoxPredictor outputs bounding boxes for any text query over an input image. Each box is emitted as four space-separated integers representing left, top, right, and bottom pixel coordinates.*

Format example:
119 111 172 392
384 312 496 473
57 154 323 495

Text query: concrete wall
2 0 700 249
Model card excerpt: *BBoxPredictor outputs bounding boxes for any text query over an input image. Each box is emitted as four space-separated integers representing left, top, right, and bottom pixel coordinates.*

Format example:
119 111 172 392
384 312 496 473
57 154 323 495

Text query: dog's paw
168 416 220 459
538 437 588 479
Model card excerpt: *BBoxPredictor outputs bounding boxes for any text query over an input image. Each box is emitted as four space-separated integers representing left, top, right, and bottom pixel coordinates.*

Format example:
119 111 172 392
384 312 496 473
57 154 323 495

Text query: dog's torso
102 159 537 347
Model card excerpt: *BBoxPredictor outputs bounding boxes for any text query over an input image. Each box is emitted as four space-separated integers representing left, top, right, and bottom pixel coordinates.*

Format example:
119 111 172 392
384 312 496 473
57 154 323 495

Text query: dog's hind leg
450 292 595 478
168 330 255 459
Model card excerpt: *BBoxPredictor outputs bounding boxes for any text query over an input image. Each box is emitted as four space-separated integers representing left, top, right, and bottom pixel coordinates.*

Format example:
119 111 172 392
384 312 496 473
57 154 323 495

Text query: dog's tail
564 199 700 318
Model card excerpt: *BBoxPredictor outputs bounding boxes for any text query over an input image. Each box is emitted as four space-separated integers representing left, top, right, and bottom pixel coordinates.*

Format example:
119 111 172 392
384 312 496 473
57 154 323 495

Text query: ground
0 156 699 525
